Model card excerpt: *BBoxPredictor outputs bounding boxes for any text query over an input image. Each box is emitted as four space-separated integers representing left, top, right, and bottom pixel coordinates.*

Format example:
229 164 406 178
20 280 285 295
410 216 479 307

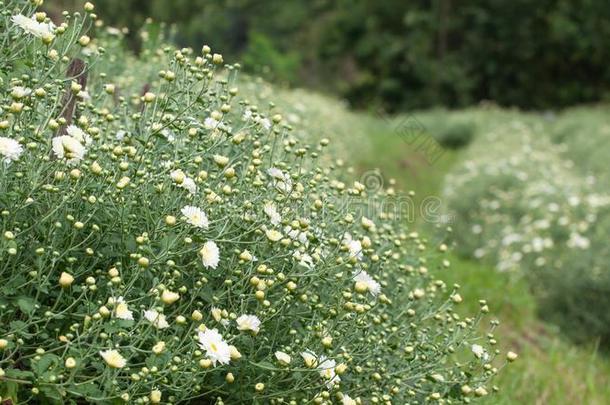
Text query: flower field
0 2 514 404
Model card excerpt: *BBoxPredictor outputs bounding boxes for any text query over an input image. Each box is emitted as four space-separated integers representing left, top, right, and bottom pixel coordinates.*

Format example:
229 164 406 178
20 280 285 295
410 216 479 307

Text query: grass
350 107 610 404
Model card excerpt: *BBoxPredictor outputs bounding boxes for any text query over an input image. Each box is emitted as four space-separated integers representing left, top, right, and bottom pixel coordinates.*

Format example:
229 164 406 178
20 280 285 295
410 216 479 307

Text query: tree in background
50 0 610 111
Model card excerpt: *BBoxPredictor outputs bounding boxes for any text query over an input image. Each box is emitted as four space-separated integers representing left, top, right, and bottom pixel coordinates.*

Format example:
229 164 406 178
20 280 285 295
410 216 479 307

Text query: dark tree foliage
52 0 610 111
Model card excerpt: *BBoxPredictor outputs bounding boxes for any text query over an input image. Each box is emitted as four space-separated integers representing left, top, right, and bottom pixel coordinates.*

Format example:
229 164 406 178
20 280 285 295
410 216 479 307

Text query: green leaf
16 296 37 314
33 353 60 377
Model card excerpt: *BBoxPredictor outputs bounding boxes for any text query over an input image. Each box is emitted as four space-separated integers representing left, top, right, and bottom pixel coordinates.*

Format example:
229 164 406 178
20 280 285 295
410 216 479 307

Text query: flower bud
65 357 77 368
150 390 162 404
59 272 74 288
161 290 180 305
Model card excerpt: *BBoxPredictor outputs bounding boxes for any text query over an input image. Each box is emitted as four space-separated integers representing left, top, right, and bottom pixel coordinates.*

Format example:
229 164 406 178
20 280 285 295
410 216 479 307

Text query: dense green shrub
434 120 475 150
548 107 610 187
0 1 506 403
443 113 610 346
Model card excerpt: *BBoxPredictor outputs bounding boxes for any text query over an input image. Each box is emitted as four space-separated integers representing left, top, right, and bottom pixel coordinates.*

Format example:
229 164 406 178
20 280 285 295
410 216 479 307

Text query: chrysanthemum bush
443 117 610 346
0 1 509 403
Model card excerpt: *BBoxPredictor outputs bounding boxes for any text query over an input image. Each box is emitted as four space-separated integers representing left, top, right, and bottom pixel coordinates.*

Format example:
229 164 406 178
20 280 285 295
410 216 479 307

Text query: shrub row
0 2 503 403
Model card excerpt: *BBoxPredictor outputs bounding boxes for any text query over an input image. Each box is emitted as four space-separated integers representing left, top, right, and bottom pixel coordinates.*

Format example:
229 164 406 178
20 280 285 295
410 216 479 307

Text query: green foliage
0 1 501 403
49 0 610 111
241 33 300 84
433 120 475 150
442 108 610 347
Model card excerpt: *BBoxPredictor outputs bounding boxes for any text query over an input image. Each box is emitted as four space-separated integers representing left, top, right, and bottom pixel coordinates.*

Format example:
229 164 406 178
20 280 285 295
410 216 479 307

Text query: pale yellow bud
59 272 74 288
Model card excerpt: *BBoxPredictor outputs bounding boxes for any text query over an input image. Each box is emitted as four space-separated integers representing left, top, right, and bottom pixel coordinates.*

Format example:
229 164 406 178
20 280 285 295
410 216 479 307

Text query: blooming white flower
342 395 357 405
242 109 253 121
353 270 381 296
181 205 209 229
258 117 272 130
12 14 54 38
180 177 197 195
301 350 318 368
236 314 261 334
284 225 308 245
77 90 91 100
197 328 231 366
144 309 169 329
99 349 126 368
471 344 489 361
318 356 340 388
66 125 92 145
343 233 363 260
112 297 134 320
567 232 590 249
267 167 292 193
116 130 127 141
10 86 31 99
204 117 219 129
170 169 186 183
293 251 314 269
0 137 23 163
200 241 220 269
161 129 175 142
52 135 87 164
264 202 281 225
275 351 291 365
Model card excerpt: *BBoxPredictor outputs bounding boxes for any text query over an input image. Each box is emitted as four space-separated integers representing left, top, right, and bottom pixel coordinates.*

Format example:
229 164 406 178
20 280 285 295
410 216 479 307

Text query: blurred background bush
48 0 610 112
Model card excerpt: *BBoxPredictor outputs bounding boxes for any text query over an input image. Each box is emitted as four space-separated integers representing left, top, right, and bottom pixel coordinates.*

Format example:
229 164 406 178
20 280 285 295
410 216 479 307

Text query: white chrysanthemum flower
77 90 91 100
106 26 121 36
353 270 381 296
116 130 127 140
11 14 54 38
51 135 87 164
197 328 231 366
112 296 134 320
258 117 272 130
471 344 489 361
99 349 126 368
343 233 363 260
170 169 185 183
342 395 357 405
10 86 31 99
318 356 340 388
293 251 314 269
242 109 253 121
284 225 308 245
180 177 197 195
204 117 219 129
301 350 318 368
200 241 220 269
567 232 590 249
161 129 175 142
264 202 281 225
0 137 23 163
66 125 92 145
267 167 292 193
144 309 169 329
236 314 261 334
275 351 291 365
181 205 209 229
